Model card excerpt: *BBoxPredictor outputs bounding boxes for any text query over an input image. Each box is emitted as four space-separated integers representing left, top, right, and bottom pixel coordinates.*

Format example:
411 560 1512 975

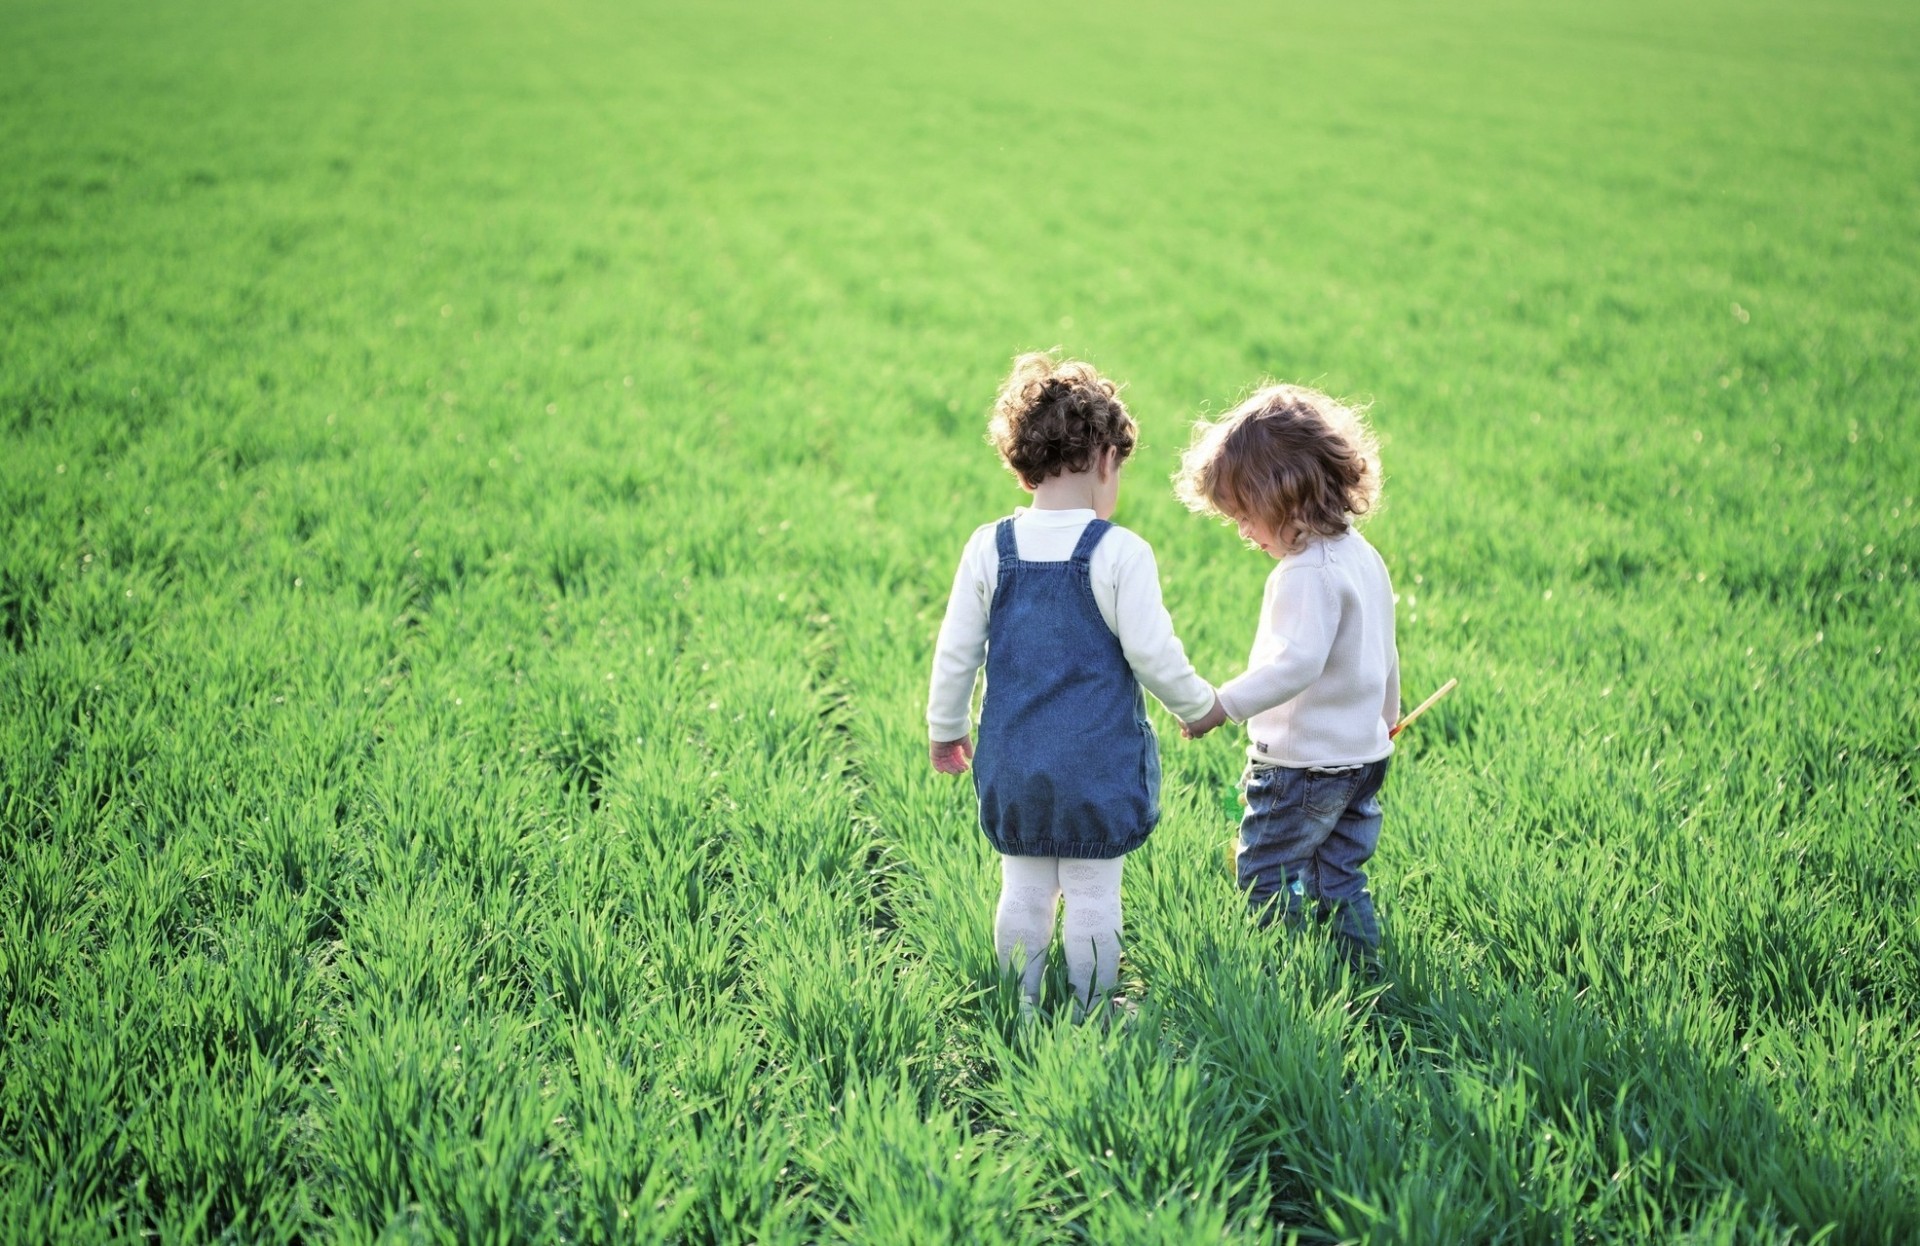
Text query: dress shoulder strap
1069 518 1111 565
993 518 1018 564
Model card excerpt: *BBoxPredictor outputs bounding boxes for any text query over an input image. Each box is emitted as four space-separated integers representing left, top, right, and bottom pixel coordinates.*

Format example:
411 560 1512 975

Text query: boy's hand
931 736 974 774
1181 695 1229 740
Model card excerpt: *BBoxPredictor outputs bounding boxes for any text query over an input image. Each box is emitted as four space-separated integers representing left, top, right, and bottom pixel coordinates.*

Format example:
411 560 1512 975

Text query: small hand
930 736 974 774
1180 695 1229 740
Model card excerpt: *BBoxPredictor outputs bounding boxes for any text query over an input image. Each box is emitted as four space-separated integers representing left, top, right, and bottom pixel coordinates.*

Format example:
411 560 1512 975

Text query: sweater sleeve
1217 564 1339 723
1110 541 1218 723
927 532 991 741
1381 647 1401 734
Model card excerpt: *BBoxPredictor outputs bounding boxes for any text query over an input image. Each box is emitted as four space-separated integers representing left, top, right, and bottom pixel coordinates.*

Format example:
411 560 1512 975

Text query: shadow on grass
1144 912 1915 1244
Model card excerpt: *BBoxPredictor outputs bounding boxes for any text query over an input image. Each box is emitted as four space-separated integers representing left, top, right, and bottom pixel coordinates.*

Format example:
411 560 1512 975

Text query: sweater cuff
1163 678 1220 724
1216 684 1252 724
928 717 972 744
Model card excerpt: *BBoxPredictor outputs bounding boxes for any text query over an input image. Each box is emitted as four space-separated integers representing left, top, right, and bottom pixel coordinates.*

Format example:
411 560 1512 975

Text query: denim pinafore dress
972 517 1161 859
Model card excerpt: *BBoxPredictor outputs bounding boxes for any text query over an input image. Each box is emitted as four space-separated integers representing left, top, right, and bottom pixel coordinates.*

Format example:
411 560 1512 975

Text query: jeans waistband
1248 746 1365 775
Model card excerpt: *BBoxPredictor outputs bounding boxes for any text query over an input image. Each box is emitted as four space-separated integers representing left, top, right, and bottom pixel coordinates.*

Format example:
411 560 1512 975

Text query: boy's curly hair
988 352 1137 486
1173 384 1381 540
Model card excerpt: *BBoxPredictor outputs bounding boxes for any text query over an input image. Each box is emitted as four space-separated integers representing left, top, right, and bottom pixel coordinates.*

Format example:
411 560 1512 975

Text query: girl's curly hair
987 352 1136 486
1173 384 1381 540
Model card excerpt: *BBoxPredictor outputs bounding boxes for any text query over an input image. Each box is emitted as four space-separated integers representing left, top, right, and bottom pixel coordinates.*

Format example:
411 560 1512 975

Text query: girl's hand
1181 695 1229 740
931 736 974 774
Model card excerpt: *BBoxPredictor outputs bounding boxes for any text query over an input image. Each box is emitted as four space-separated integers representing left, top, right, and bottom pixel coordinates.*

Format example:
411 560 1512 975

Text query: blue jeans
1237 757 1389 949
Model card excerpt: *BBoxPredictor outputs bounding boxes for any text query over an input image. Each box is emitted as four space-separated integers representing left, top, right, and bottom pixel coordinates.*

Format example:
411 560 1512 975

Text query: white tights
994 854 1124 1007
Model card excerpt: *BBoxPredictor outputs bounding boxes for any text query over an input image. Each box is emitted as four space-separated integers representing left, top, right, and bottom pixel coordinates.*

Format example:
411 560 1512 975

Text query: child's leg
1311 760 1390 955
1237 765 1341 927
995 855 1060 1004
1057 856 1124 1007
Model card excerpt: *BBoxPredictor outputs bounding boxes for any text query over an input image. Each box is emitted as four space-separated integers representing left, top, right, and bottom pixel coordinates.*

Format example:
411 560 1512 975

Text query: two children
928 355 1399 1011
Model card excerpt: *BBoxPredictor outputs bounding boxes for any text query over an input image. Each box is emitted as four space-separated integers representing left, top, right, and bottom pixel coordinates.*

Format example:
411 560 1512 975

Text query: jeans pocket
1242 763 1289 809
1302 770 1350 820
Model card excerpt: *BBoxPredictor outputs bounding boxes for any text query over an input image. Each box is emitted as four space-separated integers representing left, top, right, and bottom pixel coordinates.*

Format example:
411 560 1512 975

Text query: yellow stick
1389 677 1458 739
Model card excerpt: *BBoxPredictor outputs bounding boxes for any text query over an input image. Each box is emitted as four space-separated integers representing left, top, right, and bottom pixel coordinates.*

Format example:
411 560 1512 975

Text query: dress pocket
1138 719 1162 817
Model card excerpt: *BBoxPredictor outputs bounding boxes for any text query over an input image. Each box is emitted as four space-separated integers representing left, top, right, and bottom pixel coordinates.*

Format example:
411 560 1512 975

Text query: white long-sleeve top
1218 528 1401 768
927 508 1216 742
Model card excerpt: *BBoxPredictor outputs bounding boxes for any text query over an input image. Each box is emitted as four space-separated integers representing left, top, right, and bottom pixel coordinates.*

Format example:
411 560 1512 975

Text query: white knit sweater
1218 529 1401 768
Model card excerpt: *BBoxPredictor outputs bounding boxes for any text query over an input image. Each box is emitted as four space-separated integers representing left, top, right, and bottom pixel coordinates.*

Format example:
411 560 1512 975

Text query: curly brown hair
1173 384 1381 540
987 352 1137 486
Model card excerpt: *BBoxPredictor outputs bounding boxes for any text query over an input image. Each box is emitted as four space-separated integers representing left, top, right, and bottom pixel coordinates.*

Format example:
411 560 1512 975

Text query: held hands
930 736 974 774
1180 693 1229 740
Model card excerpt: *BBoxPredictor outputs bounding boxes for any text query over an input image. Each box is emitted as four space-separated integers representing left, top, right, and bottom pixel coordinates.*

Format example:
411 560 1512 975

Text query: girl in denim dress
1175 384 1399 977
928 353 1218 1017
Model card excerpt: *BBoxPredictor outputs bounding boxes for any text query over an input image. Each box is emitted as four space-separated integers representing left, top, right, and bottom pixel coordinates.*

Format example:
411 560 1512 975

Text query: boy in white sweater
1176 384 1399 977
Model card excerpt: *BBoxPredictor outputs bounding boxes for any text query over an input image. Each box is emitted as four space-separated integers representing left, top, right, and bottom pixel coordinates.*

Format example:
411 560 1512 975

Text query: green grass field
4 0 1917 1240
